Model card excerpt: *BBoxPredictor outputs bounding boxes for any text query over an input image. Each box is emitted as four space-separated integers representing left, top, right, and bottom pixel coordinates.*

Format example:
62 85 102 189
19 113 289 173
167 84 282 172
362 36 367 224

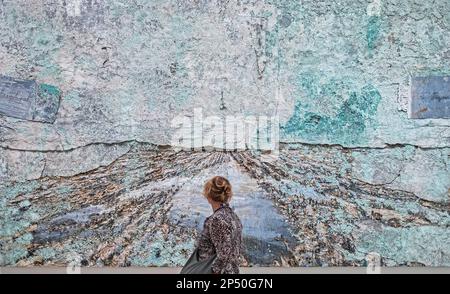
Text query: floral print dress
196 203 244 274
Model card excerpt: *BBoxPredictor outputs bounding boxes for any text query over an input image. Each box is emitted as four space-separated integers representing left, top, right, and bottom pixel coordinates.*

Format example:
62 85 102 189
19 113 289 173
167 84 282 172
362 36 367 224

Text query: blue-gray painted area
0 76 37 121
410 76 450 119
0 75 61 123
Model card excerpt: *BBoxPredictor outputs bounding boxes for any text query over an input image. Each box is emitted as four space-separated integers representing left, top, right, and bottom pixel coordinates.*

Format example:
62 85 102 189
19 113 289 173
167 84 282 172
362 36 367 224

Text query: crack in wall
1 140 449 153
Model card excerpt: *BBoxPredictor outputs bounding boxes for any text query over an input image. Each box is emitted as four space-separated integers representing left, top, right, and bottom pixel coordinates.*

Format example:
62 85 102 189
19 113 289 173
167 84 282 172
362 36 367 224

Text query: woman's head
203 176 232 203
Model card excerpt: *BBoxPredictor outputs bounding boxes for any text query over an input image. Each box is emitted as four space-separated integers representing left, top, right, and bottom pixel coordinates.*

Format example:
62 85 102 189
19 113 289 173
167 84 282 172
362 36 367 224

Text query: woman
196 176 243 274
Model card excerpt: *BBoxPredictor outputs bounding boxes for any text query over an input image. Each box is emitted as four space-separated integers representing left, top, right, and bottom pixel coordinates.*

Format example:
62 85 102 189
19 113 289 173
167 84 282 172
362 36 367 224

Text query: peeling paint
283 83 382 145
0 0 449 268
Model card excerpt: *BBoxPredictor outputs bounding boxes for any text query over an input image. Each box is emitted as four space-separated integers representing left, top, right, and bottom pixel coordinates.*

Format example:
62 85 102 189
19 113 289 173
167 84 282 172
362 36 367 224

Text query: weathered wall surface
0 0 449 266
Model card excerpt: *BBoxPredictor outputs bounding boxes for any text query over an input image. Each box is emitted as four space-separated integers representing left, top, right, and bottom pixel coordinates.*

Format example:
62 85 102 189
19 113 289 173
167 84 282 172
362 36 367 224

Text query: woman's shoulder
206 206 229 222
210 206 241 226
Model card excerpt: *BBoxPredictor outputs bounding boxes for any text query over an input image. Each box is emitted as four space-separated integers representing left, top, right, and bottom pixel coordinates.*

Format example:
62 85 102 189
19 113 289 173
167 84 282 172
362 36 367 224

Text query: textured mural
0 0 449 267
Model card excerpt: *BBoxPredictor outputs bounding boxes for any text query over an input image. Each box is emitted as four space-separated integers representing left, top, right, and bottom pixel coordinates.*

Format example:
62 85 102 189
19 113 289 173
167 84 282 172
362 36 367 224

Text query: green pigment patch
282 84 382 145
39 83 61 98
367 16 381 50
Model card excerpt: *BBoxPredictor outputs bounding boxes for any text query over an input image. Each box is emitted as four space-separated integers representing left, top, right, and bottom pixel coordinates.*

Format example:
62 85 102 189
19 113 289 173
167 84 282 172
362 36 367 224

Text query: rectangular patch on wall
0 75 61 123
409 76 450 119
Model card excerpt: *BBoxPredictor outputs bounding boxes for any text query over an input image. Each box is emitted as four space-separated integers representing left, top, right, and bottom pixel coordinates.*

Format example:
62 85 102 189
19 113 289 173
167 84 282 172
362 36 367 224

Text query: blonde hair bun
204 176 232 203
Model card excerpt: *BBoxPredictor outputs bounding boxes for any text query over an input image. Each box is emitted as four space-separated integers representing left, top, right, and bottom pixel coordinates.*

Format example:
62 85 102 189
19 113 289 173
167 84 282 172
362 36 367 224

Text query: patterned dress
196 203 244 274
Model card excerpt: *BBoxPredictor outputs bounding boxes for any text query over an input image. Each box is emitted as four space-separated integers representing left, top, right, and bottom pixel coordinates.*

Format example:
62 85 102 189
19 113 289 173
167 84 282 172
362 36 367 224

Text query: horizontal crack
0 140 449 154
354 173 401 187
0 140 167 153
279 141 450 151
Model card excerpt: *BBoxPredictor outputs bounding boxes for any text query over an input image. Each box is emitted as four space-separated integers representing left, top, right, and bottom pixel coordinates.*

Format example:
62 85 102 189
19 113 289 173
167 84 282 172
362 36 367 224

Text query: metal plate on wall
409 76 450 119
0 75 61 123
